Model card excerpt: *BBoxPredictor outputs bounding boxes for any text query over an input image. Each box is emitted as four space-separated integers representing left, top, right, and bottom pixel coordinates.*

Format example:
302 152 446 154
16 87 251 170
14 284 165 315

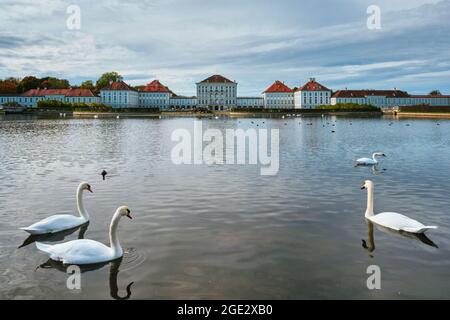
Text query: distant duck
116 115 120 119
36 206 133 265
361 180 437 234
406 123 410 126
355 152 386 166
63 113 66 117
20 182 92 235
59 113 63 117
101 170 108 180
94 115 99 119
215 116 219 120
331 130 335 133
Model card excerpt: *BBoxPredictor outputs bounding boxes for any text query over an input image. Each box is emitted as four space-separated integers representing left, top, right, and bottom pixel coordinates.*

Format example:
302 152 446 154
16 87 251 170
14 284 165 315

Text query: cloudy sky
0 0 449 95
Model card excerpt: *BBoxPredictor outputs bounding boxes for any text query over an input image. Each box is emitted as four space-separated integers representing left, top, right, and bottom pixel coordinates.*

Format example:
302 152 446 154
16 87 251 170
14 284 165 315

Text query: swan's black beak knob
361 185 366 190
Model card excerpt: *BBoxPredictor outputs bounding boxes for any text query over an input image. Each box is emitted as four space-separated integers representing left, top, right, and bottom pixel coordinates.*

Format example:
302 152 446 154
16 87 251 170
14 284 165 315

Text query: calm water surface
0 114 449 299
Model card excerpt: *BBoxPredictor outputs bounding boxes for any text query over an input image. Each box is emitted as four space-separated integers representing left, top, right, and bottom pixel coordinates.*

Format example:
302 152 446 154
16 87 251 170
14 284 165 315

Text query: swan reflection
37 256 133 300
355 163 386 175
362 220 438 255
19 222 89 248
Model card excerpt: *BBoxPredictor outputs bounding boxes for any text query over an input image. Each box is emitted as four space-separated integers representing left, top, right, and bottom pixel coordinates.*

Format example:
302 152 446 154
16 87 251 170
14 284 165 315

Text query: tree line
0 72 124 95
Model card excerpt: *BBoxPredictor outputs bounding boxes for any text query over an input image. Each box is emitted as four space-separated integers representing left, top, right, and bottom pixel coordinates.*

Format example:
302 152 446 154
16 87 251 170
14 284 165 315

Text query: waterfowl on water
20 182 92 235
36 206 132 265
361 181 437 234
355 152 386 166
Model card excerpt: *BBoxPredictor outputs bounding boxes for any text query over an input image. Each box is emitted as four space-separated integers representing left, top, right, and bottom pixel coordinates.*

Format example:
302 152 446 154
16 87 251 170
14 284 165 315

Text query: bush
316 103 380 111
2 101 24 108
37 100 112 112
399 104 450 113
231 104 380 113
113 107 160 113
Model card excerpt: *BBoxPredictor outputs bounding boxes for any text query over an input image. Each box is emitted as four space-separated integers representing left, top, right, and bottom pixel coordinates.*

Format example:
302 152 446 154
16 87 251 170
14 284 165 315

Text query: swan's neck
76 186 89 221
372 154 378 163
109 211 123 258
365 185 374 217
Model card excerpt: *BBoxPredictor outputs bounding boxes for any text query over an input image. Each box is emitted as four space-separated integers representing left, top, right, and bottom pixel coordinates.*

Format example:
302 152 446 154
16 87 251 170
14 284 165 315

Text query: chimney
310 77 316 82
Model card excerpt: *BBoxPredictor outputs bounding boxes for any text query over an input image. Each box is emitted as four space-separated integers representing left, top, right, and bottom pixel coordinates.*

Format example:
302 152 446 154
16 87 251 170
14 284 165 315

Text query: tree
0 78 19 94
80 80 95 91
17 76 40 93
95 72 123 91
429 90 442 96
39 77 70 89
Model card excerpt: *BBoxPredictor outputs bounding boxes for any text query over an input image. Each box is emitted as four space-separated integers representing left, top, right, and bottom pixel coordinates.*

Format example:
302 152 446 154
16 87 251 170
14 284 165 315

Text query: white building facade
262 81 295 109
138 80 172 109
100 81 139 108
0 88 99 108
294 78 331 109
169 96 197 110
236 97 264 109
196 75 237 111
331 90 450 108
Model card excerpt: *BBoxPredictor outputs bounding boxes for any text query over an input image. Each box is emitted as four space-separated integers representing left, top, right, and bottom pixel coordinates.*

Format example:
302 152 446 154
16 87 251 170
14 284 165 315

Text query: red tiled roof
21 88 96 97
102 81 135 91
297 79 331 92
21 89 68 97
65 88 96 97
332 90 410 98
263 80 293 93
140 80 170 93
199 75 234 83
409 95 450 98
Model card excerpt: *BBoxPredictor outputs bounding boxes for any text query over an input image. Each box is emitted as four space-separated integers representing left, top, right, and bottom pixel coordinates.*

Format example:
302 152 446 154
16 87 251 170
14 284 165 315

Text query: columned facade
196 75 237 111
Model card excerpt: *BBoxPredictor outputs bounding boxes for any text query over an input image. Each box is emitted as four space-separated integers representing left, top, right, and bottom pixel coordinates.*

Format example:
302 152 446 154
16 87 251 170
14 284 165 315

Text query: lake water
0 114 449 299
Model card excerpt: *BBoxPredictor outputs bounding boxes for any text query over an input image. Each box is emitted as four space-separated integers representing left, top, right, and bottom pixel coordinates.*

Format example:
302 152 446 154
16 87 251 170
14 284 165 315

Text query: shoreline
71 110 383 118
3 110 450 120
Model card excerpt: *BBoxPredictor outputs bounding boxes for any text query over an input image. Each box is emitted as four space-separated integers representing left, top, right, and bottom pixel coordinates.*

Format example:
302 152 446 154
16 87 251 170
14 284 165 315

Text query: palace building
294 78 332 109
263 81 295 109
196 75 237 111
2 74 450 110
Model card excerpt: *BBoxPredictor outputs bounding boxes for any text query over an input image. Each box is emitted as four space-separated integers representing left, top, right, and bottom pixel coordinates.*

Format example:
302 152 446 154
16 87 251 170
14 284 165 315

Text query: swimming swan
36 206 132 265
362 180 437 234
356 152 386 166
20 182 93 235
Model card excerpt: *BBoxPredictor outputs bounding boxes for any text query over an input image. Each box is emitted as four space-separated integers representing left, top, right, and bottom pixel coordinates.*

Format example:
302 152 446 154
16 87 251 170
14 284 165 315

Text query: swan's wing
370 212 426 232
356 157 374 164
21 215 85 234
37 239 113 265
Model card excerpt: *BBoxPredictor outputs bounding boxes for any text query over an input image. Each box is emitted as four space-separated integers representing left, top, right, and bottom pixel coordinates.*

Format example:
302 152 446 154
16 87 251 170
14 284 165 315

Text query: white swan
36 206 132 265
362 180 437 234
356 152 386 166
20 182 92 235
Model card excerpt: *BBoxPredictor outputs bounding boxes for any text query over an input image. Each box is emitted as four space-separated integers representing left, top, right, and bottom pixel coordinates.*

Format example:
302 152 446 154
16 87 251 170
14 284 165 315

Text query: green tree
39 77 70 89
95 72 123 91
80 80 95 91
429 90 442 96
17 76 40 93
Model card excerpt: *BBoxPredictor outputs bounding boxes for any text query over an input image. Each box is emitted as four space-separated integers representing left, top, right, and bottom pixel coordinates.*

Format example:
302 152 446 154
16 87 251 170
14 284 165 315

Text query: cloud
0 0 449 95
